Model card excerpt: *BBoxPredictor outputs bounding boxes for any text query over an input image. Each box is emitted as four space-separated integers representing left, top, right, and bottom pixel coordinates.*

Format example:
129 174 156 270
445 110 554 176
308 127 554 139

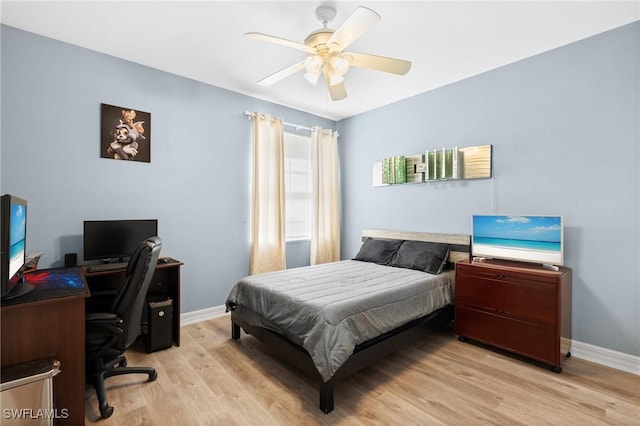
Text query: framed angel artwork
100 103 151 163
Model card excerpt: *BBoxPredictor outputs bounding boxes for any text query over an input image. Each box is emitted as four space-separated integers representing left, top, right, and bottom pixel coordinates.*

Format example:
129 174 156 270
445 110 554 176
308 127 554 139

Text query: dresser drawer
456 272 556 326
456 262 558 285
455 306 557 365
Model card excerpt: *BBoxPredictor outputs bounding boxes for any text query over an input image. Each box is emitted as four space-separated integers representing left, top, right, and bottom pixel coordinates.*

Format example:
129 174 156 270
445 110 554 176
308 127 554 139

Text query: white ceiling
1 1 638 121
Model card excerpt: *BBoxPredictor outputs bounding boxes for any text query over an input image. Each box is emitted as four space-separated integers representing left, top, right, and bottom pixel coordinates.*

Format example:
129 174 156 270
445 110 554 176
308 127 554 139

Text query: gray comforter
226 260 454 382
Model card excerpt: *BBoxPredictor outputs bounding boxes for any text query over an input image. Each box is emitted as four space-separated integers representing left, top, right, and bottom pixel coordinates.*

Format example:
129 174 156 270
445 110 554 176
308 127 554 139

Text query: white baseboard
180 305 640 376
180 305 227 326
570 339 640 375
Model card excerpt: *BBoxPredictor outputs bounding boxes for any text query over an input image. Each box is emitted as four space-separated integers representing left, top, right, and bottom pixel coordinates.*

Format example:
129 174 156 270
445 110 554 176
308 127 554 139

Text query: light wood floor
85 316 639 425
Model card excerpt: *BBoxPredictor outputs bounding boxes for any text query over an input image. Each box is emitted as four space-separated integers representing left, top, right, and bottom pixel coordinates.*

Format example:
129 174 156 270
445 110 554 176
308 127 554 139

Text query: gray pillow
353 238 403 265
389 240 450 274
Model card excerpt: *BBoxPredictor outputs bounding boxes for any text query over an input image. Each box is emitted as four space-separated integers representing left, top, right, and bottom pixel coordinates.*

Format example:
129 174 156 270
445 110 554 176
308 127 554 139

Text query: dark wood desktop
1 267 90 425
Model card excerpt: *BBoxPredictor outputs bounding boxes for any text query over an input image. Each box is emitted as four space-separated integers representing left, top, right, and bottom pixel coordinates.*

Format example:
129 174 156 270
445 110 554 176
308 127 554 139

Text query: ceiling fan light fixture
330 56 350 76
304 71 321 85
328 72 344 86
304 55 323 73
304 54 324 85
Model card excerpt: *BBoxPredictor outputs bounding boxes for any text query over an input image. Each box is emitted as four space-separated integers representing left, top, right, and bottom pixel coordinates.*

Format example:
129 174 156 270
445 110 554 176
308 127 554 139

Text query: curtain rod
244 111 338 136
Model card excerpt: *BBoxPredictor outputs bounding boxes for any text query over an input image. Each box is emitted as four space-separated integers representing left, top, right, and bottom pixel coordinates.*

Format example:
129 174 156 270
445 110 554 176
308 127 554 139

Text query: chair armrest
85 290 118 314
89 290 118 298
86 312 121 323
86 313 123 337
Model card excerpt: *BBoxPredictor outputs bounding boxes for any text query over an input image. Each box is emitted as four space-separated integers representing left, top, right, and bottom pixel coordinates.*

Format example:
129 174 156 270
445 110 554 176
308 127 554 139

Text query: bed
226 229 471 413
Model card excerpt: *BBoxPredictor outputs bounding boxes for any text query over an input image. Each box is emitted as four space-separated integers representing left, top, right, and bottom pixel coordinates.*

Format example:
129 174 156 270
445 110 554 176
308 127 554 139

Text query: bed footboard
229 305 453 413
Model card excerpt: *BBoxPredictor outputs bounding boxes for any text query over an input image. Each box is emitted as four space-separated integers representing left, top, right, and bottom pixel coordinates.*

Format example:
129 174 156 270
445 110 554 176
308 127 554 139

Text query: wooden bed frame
230 229 471 413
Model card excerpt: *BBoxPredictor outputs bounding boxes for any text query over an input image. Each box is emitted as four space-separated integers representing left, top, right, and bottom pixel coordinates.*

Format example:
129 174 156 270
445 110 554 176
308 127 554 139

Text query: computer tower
145 298 173 353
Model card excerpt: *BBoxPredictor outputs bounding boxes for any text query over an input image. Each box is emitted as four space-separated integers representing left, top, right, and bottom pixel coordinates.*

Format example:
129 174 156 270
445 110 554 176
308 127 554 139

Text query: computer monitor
83 219 158 262
1 194 34 300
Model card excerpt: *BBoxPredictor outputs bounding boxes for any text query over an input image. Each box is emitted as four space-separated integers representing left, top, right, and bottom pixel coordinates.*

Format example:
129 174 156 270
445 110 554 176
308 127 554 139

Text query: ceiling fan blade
327 6 381 52
322 68 347 101
257 61 305 86
328 81 347 101
245 32 317 54
344 52 412 75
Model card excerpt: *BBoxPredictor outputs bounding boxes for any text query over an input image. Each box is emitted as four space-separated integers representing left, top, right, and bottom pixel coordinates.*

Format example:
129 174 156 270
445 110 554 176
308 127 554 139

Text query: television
84 219 158 262
472 214 563 266
1 194 34 300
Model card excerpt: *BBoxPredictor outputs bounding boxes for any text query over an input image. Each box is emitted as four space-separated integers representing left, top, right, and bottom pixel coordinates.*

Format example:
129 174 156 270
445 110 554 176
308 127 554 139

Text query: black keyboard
86 262 128 273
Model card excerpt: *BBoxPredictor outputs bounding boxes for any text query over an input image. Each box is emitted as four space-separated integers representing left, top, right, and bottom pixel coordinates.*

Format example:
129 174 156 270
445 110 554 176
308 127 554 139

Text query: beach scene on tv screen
473 215 562 264
8 204 26 278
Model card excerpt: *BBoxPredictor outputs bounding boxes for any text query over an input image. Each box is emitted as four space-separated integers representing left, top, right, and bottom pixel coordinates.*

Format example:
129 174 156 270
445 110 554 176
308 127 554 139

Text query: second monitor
84 219 158 263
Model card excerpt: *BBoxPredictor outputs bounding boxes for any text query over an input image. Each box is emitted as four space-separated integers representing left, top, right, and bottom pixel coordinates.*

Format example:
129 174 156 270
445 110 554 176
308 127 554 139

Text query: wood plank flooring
85 315 639 425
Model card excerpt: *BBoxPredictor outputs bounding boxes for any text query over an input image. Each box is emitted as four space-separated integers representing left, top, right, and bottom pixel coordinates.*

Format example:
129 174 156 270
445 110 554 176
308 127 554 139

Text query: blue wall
0 25 333 312
338 22 639 357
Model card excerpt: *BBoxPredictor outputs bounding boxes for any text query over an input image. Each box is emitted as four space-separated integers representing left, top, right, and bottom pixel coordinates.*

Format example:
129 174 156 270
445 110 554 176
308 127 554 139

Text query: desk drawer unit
454 260 572 372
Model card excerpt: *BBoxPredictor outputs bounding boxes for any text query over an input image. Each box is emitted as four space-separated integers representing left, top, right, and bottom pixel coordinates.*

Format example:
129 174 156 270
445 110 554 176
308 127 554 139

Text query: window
284 132 312 241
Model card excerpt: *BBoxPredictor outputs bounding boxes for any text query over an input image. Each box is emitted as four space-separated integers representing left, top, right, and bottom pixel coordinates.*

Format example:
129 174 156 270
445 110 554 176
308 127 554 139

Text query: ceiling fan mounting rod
315 5 336 28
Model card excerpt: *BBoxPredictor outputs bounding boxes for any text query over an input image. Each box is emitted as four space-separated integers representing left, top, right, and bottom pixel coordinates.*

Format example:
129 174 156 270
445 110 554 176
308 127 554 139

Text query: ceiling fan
246 5 412 101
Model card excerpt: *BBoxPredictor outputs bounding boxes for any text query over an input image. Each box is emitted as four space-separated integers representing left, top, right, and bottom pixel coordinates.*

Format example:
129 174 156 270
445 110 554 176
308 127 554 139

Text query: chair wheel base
100 405 114 419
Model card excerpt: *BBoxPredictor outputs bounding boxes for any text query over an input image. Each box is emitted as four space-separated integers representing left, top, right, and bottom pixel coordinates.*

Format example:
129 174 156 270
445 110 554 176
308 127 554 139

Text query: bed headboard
361 229 471 264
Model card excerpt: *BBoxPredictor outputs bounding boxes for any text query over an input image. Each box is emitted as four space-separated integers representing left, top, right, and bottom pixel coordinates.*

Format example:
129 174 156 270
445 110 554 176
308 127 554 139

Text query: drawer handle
495 309 507 315
496 274 507 279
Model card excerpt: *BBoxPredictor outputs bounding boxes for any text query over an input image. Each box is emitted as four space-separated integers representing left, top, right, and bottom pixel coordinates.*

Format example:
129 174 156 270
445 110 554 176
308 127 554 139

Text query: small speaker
64 253 77 267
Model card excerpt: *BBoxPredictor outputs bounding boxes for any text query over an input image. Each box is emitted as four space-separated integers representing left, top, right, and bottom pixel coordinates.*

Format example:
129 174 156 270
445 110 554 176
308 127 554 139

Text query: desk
1 268 89 425
83 259 182 347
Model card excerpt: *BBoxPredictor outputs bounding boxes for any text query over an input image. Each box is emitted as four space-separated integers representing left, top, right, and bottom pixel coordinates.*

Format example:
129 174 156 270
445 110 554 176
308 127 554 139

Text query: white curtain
249 113 286 275
310 127 341 265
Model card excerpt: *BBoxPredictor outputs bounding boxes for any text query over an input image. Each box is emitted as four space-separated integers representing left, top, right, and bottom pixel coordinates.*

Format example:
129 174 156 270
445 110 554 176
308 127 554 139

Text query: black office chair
85 237 162 419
